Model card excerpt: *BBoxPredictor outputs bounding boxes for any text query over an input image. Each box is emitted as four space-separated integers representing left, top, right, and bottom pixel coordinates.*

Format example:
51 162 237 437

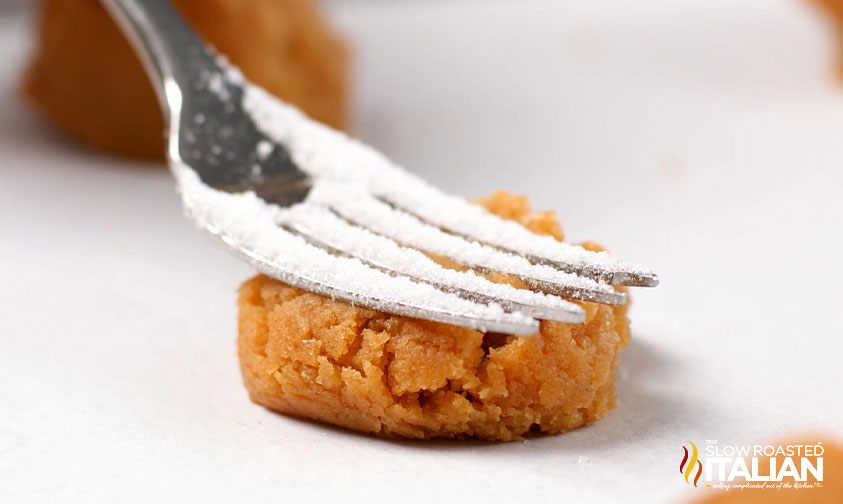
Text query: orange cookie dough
238 192 631 441
812 0 843 74
21 0 349 159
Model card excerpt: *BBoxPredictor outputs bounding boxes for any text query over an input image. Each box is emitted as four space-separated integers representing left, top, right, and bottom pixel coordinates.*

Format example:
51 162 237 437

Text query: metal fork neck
99 0 310 197
99 0 218 122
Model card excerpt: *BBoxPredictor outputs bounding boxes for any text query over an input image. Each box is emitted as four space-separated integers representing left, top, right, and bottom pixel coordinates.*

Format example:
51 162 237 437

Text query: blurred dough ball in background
20 0 349 159
812 0 843 73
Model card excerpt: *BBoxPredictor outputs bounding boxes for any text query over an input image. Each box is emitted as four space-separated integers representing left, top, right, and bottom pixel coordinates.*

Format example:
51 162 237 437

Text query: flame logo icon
680 441 703 487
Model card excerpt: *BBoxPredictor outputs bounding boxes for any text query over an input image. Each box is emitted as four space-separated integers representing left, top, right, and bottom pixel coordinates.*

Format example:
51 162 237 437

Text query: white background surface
1 0 842 502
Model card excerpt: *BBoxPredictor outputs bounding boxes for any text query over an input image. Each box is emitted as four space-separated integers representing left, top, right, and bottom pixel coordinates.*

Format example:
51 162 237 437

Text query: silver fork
102 0 658 336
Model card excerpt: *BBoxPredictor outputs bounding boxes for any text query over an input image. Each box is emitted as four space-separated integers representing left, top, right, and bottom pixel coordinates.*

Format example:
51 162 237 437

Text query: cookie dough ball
812 0 843 74
237 192 631 441
21 0 349 159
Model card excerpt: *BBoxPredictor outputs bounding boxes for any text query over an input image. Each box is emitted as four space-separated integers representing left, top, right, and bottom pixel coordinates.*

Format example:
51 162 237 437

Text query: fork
101 0 658 336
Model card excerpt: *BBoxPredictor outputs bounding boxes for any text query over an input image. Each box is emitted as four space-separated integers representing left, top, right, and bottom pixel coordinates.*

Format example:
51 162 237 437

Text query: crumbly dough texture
22 0 348 159
238 192 631 441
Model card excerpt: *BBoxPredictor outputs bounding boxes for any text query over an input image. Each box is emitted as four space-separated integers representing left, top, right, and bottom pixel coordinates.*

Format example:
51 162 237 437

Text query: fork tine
178 170 540 335
371 178 659 288
244 249 541 334
279 203 586 324
308 184 627 306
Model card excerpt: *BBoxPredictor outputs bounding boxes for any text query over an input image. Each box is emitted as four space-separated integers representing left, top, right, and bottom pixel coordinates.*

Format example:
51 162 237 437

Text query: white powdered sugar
240 84 653 279
376 181 645 273
205 72 230 102
279 200 585 322
255 140 273 160
306 183 618 298
173 163 537 332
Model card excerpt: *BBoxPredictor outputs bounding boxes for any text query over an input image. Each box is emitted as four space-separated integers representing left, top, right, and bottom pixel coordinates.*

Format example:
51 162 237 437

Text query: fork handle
99 0 220 123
